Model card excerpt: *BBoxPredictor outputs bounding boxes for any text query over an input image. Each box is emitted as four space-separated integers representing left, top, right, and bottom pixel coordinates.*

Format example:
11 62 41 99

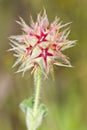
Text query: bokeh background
0 0 87 130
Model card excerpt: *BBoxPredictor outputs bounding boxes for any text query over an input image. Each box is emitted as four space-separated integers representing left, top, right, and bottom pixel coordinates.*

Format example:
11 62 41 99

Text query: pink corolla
9 10 76 75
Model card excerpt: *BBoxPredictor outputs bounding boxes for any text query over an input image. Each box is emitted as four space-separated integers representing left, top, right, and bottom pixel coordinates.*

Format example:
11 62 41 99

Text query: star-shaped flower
9 9 76 76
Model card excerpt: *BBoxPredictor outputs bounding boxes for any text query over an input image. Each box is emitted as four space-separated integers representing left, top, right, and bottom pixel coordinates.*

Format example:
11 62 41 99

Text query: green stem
33 68 42 116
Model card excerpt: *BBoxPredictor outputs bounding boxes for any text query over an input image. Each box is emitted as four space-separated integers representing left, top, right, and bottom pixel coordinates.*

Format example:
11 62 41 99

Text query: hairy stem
33 68 42 116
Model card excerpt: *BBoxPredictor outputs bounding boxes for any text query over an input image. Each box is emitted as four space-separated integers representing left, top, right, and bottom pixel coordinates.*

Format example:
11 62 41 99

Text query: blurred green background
0 0 87 130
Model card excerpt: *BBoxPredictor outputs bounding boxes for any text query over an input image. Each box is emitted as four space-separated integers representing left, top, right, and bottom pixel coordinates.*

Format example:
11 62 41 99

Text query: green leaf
39 104 48 117
19 97 34 113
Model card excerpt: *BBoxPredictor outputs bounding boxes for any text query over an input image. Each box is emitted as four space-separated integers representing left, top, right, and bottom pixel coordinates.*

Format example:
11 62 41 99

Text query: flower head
9 10 76 76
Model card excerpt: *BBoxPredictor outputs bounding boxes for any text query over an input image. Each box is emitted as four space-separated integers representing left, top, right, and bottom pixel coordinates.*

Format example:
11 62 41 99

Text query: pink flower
9 10 76 75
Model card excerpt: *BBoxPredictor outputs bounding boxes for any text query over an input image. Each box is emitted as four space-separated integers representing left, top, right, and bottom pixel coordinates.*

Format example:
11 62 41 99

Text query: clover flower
9 10 76 130
9 10 76 75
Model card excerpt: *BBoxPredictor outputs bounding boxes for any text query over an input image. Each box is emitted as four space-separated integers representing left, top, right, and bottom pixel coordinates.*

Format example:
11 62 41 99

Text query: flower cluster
9 10 76 75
